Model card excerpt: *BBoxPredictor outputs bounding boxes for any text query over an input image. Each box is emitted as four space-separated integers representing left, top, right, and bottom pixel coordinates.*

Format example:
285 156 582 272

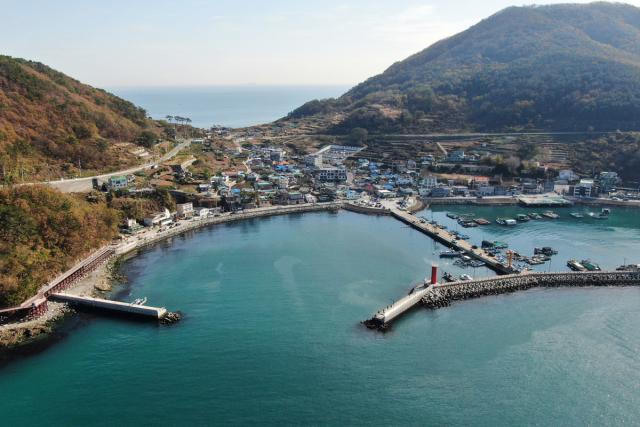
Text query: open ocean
2 207 640 426
107 85 352 128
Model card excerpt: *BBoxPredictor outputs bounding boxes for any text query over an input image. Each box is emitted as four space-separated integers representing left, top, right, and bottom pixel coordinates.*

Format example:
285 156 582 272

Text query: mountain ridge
280 2 640 135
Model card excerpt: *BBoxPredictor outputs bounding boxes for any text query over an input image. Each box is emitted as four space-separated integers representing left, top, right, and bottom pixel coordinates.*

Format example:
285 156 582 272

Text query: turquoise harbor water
107 85 351 128
2 207 640 426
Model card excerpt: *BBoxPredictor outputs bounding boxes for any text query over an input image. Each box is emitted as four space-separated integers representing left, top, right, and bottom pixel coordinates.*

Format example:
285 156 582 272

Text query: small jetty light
431 264 438 284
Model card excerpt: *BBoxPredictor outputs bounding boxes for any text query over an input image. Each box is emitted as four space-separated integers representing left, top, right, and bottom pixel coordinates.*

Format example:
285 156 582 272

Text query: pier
51 293 167 319
389 209 514 275
365 269 640 329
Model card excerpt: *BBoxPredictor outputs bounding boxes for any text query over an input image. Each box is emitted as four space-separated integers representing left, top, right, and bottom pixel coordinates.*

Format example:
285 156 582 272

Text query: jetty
51 293 167 319
365 269 640 329
389 209 514 275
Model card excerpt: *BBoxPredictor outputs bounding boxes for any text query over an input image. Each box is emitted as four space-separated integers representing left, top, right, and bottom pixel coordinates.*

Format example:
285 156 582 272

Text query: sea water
1 209 640 426
107 85 352 128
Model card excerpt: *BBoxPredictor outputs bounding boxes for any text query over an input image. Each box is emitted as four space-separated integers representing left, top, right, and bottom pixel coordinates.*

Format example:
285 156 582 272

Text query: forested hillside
0 56 161 182
281 3 640 134
0 186 119 307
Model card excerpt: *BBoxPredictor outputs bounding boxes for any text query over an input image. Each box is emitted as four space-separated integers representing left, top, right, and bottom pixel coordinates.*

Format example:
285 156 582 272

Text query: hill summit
0 56 161 182
283 2 640 134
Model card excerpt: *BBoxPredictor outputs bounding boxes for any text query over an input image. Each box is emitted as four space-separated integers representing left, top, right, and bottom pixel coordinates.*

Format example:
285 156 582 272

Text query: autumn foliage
0 185 119 308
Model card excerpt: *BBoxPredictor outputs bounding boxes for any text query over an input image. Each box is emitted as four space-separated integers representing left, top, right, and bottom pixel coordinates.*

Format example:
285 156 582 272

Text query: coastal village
103 128 633 239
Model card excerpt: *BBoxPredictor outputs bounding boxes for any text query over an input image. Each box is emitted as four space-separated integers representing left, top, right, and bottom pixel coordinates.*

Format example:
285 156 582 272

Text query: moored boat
442 272 457 282
446 213 460 219
541 211 560 219
516 214 530 222
459 274 473 281
496 218 506 225
527 213 542 219
589 212 608 219
534 247 558 255
570 213 583 218
581 259 601 271
440 250 461 257
474 218 491 225
567 259 586 271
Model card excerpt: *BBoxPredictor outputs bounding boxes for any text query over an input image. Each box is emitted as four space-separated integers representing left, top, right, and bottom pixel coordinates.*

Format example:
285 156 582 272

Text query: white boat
459 274 473 281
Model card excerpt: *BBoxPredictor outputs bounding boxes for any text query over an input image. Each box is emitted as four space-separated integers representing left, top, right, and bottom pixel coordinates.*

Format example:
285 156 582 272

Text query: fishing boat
454 259 469 267
460 213 475 217
516 214 530 222
457 234 470 240
440 225 448 230
602 208 611 214
589 212 608 219
496 218 507 225
442 272 457 282
581 259 601 271
534 247 558 255
541 211 560 219
567 259 586 271
459 274 473 281
482 240 508 249
440 250 461 257
570 213 583 218
528 213 542 219
470 261 485 268
474 218 491 225
446 213 460 219
497 218 517 226
449 230 460 236
459 219 478 227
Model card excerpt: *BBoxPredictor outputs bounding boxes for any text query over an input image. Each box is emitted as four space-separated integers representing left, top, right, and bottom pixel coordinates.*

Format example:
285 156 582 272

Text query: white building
559 170 574 180
318 167 347 182
143 208 171 227
304 154 323 167
422 174 438 189
177 203 193 218
109 176 128 189
346 190 360 200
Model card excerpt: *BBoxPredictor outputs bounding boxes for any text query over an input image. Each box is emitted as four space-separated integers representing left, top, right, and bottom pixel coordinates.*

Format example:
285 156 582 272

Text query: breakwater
365 271 640 330
424 197 519 206
421 271 640 309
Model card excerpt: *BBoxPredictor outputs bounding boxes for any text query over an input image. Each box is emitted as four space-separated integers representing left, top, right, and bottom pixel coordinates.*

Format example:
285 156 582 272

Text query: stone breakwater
420 271 640 310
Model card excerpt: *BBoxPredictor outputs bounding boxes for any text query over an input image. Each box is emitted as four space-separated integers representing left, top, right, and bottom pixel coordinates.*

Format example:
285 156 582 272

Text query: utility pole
79 159 81 178
21 165 24 183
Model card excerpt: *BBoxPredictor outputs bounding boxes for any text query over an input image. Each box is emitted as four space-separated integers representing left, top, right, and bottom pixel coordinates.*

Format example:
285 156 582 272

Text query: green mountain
0 56 162 182
284 2 640 134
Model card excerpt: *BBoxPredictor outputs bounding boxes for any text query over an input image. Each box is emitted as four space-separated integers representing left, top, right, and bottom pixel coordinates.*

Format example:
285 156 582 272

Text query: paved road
44 140 192 193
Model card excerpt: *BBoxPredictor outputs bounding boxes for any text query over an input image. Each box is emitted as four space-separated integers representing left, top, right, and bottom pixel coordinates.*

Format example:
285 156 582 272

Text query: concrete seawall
51 293 167 319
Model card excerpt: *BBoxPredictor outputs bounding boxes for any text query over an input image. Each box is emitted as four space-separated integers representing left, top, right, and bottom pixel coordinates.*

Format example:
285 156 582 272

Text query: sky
3 0 640 87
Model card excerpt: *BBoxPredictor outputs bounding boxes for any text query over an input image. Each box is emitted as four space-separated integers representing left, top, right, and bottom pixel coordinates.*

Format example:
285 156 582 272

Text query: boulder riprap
94 281 111 292
160 312 181 325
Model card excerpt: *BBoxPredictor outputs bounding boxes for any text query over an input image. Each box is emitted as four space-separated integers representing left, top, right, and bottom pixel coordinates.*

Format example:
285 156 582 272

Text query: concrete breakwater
421 271 640 310
425 198 519 206
364 271 640 331
342 203 391 216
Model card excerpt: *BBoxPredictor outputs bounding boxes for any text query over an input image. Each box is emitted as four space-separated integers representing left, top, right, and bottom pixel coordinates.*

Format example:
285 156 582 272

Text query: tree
517 142 539 160
505 156 521 173
166 115 174 124
350 127 368 142
135 131 157 148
